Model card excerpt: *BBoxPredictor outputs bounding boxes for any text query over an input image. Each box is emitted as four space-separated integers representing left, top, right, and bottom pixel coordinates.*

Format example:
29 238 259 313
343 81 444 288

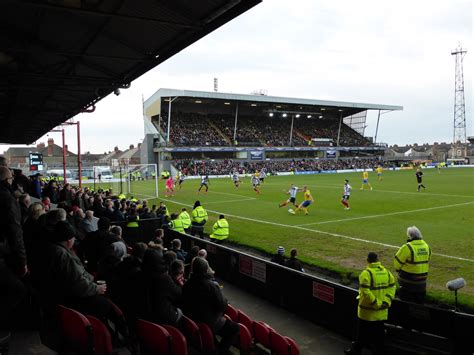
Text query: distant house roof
117 146 140 160
5 144 76 157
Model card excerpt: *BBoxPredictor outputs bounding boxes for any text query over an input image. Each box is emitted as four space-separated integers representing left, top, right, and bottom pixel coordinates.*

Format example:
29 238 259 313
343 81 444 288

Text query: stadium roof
0 0 261 144
145 88 403 117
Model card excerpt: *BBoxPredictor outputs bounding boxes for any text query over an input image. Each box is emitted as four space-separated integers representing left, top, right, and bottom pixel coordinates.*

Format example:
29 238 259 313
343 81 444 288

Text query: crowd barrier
118 218 473 354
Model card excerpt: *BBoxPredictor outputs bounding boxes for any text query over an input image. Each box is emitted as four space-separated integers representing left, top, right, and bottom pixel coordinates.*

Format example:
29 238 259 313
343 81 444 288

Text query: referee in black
416 168 426 192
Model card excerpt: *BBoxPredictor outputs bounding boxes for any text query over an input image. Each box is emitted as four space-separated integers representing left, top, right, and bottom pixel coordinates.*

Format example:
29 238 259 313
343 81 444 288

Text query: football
288 208 295 214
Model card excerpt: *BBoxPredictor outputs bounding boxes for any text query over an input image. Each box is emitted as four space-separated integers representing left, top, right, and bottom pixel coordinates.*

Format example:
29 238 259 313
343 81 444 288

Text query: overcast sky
1 0 472 154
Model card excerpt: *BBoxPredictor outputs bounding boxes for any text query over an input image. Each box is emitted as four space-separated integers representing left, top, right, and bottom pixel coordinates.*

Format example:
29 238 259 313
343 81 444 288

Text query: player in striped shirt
232 171 241 188
251 174 261 194
279 184 300 208
341 179 351 210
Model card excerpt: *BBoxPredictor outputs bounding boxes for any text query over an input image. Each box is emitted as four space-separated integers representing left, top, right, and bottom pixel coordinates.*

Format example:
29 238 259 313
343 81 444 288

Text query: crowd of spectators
156 112 371 147
0 156 239 353
174 158 391 176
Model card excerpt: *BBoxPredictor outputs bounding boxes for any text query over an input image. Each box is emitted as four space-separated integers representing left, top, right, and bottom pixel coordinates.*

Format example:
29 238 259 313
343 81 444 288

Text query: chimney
47 139 54 156
137 143 142 148
37 142 45 149
129 144 134 150
114 146 119 152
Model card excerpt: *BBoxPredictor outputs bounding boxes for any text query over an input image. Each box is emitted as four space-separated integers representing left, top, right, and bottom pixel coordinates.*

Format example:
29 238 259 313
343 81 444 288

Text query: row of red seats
57 302 299 355
225 304 300 355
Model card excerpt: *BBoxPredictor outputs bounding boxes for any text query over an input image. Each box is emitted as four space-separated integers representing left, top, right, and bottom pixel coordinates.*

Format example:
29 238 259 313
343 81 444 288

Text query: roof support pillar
289 115 295 146
374 109 381 144
167 97 177 144
336 111 343 146
233 103 239 144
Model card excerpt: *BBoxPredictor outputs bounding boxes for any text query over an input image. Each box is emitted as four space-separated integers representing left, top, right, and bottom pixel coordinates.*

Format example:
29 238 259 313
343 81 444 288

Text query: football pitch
134 168 474 309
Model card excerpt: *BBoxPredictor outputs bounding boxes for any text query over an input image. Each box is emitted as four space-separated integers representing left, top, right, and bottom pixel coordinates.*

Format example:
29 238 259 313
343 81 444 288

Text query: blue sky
1 0 472 154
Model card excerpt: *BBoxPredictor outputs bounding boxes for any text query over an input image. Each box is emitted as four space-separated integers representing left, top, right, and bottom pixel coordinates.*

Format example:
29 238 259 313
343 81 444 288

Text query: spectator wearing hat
183 257 239 354
345 252 396 355
38 221 111 320
270 246 286 266
285 248 304 272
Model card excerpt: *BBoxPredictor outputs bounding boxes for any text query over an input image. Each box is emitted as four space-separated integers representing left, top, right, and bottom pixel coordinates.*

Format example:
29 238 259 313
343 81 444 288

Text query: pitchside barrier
114 218 473 353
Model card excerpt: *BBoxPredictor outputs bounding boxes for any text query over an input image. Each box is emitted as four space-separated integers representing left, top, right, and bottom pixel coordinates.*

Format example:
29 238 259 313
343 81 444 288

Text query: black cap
52 221 77 242
367 252 378 263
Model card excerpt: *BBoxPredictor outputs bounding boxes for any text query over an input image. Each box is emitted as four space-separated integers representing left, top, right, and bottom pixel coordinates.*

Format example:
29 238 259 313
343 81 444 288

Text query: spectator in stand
77 217 111 273
12 169 31 194
285 248 304 272
59 183 74 205
18 193 31 224
169 259 185 286
270 246 286 266
185 245 200 265
183 257 239 354
38 221 113 320
42 196 51 212
171 239 187 262
106 226 128 261
139 249 183 327
30 173 42 199
23 202 46 266
80 210 99 234
43 180 59 204
0 166 28 330
103 200 115 221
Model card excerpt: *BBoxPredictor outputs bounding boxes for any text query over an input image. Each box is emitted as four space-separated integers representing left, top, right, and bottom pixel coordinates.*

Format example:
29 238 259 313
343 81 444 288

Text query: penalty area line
159 198 474 263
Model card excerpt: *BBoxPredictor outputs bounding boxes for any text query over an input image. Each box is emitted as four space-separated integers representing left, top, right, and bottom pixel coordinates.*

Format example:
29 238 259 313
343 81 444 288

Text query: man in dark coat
0 167 28 329
183 257 239 354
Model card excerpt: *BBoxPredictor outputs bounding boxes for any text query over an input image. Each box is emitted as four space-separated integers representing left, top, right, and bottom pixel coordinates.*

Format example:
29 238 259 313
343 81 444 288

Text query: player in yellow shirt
360 170 373 190
294 186 314 215
376 165 383 181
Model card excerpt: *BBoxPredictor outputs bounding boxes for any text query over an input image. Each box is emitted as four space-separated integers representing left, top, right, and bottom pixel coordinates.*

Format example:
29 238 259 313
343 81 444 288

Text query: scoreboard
29 153 43 171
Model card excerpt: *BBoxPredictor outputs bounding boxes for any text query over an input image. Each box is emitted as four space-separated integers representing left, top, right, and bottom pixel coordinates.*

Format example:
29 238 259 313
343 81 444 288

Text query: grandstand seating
155 112 370 147
136 319 172 355
85 315 113 355
161 325 189 355
57 305 94 354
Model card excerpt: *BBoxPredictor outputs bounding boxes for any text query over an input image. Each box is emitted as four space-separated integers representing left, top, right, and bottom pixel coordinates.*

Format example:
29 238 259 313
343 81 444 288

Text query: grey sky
1 0 472 154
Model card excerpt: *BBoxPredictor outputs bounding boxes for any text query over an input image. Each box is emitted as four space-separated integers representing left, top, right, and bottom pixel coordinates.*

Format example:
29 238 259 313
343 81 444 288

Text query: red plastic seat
162 325 189 355
237 310 254 338
181 315 203 352
237 323 253 354
284 336 300 355
136 319 172 355
57 305 94 354
225 304 239 322
270 331 291 355
252 321 271 349
85 315 113 355
198 322 217 354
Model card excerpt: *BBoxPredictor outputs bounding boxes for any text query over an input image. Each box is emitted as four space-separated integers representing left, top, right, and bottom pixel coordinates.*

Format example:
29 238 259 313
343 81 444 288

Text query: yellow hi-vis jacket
210 218 229 241
170 218 185 234
394 240 431 275
191 206 208 224
357 262 396 321
179 211 191 229
126 216 139 228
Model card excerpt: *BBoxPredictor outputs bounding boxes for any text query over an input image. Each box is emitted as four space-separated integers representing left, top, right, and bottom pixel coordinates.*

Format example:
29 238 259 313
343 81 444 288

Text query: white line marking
160 198 474 263
295 202 474 227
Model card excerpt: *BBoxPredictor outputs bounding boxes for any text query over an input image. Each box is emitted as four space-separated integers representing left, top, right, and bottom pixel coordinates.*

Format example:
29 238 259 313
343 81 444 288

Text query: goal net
91 164 158 200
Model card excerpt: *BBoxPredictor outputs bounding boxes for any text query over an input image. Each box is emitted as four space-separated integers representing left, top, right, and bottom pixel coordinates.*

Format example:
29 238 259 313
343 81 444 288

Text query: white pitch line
295 201 474 227
160 198 474 263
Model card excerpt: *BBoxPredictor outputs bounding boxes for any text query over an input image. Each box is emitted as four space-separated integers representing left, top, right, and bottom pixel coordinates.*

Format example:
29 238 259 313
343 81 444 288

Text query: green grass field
129 167 474 310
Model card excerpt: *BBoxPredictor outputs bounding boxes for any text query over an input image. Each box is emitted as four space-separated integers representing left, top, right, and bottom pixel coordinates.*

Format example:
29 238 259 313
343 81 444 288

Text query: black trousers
399 286 426 304
215 318 239 354
351 319 385 355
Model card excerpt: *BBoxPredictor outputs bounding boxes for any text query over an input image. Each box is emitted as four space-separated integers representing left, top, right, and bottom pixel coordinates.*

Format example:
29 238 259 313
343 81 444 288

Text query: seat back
198 323 217 354
86 315 113 355
237 310 254 338
181 315 203 352
237 323 253 354
270 331 291 355
253 321 271 349
136 319 172 355
162 325 189 355
57 305 94 354
225 304 239 322
284 336 300 355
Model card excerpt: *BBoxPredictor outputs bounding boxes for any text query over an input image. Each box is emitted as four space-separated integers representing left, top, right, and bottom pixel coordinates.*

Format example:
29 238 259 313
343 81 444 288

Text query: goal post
124 163 159 200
